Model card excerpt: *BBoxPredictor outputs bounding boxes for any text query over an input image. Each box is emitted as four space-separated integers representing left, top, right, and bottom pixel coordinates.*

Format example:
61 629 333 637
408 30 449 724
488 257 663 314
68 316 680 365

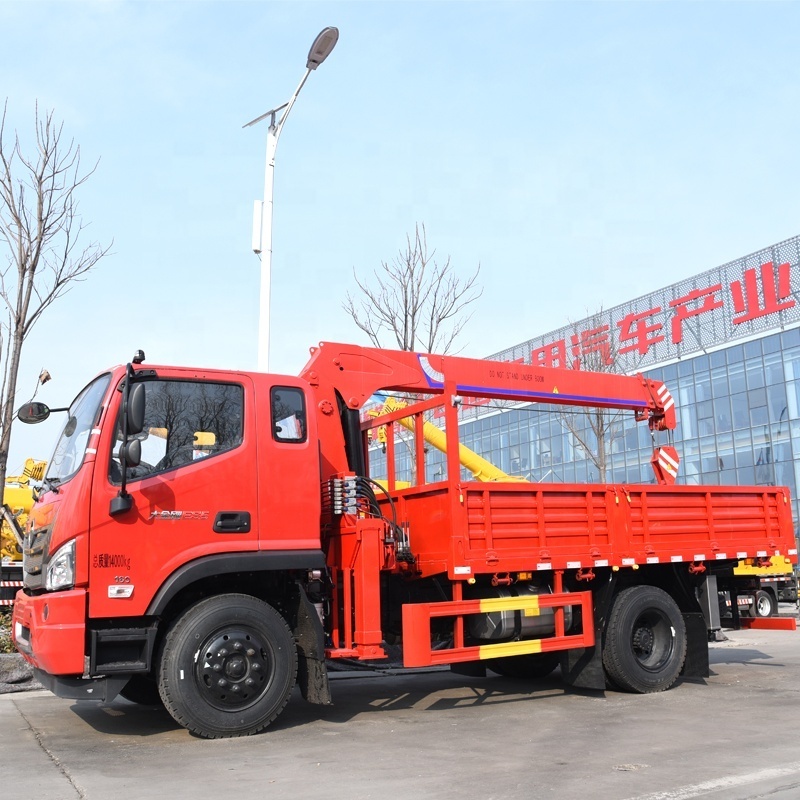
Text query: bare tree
343 223 481 354
559 309 629 483
0 101 110 488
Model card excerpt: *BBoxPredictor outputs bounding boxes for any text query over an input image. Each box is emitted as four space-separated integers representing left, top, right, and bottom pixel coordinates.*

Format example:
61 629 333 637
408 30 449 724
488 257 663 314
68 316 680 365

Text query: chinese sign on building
490 235 800 374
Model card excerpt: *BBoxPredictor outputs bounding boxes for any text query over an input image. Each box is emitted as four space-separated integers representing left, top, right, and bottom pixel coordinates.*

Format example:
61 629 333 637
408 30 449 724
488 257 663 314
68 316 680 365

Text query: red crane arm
300 342 676 430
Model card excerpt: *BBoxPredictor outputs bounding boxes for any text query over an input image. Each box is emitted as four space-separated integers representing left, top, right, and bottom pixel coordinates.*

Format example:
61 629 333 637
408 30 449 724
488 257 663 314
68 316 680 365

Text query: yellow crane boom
375 397 527 483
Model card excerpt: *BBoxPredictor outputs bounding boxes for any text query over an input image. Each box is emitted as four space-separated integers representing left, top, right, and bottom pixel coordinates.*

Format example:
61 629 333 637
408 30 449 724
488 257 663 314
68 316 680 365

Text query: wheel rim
630 610 674 672
195 627 274 711
756 595 771 616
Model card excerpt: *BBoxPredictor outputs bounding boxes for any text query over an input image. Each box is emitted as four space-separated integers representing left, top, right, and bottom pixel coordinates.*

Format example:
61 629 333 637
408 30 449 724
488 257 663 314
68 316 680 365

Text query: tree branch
344 222 482 354
0 100 110 486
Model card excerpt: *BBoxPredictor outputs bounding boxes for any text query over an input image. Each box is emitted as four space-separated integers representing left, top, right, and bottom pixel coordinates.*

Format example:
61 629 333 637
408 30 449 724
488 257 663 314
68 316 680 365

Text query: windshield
46 373 112 484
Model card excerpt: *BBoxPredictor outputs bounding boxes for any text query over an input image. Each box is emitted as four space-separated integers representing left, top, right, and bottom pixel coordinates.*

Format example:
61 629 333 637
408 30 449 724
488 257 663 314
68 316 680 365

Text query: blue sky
2 0 800 467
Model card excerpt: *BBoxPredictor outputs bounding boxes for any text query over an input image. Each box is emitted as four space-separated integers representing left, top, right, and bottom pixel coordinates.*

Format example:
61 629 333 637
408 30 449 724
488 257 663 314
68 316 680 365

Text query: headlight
45 539 75 591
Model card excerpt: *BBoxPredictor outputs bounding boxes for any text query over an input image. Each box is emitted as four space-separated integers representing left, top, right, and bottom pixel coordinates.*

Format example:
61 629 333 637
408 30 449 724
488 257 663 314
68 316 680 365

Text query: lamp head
306 26 339 70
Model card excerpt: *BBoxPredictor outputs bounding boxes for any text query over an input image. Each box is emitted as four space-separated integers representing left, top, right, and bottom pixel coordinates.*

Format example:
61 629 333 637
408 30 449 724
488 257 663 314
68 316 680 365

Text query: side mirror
111 372 147 517
17 402 51 424
126 383 146 435
118 438 142 468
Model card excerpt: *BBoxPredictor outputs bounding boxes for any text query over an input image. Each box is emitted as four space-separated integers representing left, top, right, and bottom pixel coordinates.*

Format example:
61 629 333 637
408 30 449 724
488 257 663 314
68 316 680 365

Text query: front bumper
12 588 88 676
34 669 129 702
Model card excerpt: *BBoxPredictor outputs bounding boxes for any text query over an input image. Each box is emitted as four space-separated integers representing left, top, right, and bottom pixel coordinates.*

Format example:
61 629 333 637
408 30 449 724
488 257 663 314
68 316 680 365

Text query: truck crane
10 343 796 738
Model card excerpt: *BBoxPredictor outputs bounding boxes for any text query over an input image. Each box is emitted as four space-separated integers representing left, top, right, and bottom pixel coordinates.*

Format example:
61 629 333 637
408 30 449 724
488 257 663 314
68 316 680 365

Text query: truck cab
13 358 325 712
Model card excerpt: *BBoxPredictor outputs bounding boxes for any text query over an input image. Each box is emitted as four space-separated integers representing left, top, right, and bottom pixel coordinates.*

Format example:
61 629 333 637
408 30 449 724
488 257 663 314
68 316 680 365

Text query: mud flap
560 570 615 691
560 645 605 690
291 583 333 706
680 612 710 679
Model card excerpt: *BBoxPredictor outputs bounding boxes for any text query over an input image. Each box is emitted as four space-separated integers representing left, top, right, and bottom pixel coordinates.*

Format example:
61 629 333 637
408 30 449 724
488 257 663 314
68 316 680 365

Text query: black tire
158 594 297 738
602 585 686 694
486 652 560 680
753 590 777 618
119 674 162 705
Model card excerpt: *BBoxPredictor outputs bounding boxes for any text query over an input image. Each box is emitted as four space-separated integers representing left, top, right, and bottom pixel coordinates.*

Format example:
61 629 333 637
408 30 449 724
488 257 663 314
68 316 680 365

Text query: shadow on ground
62 667 607 739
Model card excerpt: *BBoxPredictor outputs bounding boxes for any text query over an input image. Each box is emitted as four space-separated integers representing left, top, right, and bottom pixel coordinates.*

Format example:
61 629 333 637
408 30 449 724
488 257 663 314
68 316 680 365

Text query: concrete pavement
1 612 799 800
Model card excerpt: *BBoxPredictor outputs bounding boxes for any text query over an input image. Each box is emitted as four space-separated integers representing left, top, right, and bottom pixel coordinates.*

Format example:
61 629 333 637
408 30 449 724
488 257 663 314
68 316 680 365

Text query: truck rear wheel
602 585 686 694
753 590 776 617
158 594 297 738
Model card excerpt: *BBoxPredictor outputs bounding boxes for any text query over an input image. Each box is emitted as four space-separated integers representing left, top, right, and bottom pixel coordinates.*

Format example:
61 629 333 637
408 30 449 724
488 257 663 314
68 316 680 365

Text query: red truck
12 343 798 738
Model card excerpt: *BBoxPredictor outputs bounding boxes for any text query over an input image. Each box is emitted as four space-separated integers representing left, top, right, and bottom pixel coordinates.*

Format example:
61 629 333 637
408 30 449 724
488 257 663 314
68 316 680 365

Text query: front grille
23 524 52 591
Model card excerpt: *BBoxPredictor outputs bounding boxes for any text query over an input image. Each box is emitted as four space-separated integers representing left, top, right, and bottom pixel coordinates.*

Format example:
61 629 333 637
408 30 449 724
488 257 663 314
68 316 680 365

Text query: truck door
256 382 321 551
88 372 258 618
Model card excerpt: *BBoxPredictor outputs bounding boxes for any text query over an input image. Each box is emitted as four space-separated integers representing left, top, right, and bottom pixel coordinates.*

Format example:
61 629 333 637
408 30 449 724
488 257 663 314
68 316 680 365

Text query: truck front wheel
602 586 686 694
158 594 297 738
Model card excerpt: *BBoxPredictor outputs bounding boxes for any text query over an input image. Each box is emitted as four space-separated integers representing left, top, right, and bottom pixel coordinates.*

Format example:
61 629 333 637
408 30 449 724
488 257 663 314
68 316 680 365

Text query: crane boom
302 342 675 427
301 342 678 484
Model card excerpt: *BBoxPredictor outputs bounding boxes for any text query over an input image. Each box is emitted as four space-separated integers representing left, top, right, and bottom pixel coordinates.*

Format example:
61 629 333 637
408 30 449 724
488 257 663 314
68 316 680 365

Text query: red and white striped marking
656 384 675 413
656 447 680 479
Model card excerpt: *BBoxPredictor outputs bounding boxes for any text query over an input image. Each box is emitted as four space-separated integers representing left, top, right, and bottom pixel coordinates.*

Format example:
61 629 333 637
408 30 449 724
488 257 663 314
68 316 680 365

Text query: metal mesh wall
490 235 800 373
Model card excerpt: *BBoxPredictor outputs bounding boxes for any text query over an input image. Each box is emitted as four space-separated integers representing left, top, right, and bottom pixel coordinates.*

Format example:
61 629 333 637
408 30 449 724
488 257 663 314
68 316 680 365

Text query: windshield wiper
40 476 61 495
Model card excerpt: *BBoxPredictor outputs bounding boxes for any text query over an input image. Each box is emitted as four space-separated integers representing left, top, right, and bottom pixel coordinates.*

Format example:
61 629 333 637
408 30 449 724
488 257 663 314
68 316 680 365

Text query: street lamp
244 26 339 372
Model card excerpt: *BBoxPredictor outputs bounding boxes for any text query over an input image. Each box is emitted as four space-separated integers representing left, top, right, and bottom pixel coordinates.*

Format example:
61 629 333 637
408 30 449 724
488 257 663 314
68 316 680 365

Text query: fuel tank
468 584 572 641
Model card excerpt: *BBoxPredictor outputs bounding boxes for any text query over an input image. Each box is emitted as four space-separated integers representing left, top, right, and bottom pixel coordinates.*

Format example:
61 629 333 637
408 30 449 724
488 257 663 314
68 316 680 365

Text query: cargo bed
387 482 795 579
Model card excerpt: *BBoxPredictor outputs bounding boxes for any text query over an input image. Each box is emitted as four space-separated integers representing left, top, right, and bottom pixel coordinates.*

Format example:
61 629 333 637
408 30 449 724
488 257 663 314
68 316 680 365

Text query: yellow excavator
1 459 46 607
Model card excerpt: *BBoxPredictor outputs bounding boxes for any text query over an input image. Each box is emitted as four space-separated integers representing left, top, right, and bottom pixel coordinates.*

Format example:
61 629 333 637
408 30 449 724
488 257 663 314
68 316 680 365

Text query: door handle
213 511 251 533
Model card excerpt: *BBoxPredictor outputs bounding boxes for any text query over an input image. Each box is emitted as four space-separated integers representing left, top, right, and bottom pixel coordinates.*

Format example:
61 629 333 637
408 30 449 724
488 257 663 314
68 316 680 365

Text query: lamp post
244 26 339 372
